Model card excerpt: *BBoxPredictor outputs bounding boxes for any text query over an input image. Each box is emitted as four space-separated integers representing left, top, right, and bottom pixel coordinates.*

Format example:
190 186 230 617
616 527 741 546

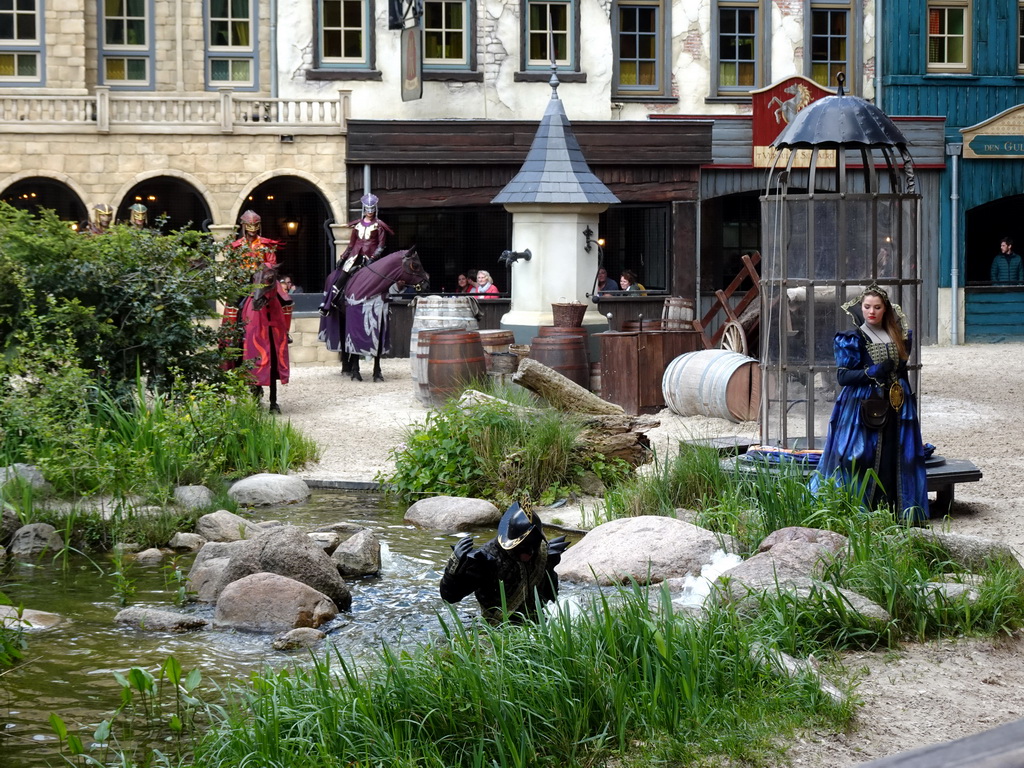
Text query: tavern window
926 1 970 72
612 0 671 100
0 0 42 84
712 0 766 97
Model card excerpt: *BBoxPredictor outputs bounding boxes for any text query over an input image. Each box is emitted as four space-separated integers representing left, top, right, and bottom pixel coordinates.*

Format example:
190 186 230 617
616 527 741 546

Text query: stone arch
235 173 339 298
232 168 343 224
0 172 90 224
113 173 215 233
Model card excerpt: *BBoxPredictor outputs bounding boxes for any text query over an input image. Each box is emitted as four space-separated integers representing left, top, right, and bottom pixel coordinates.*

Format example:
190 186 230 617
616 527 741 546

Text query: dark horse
341 248 429 382
227 264 293 412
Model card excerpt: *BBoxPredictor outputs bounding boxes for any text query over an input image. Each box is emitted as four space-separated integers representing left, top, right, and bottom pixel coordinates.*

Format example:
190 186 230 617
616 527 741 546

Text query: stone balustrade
0 87 350 135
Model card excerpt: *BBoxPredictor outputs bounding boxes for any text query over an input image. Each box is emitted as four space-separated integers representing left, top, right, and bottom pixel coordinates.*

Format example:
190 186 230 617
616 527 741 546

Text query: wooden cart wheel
720 321 748 356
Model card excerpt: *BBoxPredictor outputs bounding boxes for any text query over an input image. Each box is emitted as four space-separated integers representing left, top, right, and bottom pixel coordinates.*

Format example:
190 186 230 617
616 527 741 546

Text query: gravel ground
278 342 1024 767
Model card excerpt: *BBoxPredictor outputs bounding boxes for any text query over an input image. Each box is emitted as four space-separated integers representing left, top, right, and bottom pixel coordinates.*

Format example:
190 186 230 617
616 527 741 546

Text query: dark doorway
1 177 87 224
965 194 1024 285
598 204 671 292
239 177 335 308
117 177 211 234
701 191 761 292
386 206 513 295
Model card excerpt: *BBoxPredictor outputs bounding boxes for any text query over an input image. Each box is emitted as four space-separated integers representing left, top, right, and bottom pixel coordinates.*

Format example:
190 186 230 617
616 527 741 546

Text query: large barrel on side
428 330 486 404
410 296 480 400
529 334 590 389
662 297 696 330
662 350 761 422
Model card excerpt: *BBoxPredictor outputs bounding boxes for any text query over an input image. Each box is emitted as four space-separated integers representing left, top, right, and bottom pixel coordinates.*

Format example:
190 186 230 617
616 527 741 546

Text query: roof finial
547 12 560 98
836 72 846 97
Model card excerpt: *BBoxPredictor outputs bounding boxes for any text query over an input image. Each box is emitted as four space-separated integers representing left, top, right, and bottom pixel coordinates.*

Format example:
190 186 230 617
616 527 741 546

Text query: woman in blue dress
812 285 929 524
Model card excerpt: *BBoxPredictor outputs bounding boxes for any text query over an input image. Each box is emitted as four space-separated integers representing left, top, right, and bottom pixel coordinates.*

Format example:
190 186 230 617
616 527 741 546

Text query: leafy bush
0 203 243 394
381 396 628 506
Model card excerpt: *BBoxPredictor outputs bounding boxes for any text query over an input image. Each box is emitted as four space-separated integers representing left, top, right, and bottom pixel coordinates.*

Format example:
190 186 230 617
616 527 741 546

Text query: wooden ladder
692 250 761 351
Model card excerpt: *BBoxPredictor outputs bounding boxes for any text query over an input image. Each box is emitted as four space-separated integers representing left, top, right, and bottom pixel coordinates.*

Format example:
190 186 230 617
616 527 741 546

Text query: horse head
399 246 430 292
251 264 279 310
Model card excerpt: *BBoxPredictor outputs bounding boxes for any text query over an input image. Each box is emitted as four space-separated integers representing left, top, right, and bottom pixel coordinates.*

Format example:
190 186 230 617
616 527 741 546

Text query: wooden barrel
537 326 590 366
428 330 486 404
529 334 590 389
662 350 761 422
478 329 516 371
662 297 696 330
621 319 662 332
409 296 480 394
414 329 458 403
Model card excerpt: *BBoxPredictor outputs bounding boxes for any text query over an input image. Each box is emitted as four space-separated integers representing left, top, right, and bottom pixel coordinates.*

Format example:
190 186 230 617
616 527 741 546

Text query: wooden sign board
961 104 1024 159
750 76 834 168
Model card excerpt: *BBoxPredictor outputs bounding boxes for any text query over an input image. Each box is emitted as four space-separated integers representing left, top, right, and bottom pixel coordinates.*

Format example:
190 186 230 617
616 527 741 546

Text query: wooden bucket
410 296 480 388
661 350 761 423
662 297 696 330
529 334 590 389
477 329 516 371
428 330 486 404
488 352 518 374
589 362 602 396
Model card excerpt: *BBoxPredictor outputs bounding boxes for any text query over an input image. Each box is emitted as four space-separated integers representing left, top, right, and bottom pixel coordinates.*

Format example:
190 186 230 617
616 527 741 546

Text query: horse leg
268 379 280 413
268 329 281 413
372 356 384 383
349 354 362 382
340 352 351 373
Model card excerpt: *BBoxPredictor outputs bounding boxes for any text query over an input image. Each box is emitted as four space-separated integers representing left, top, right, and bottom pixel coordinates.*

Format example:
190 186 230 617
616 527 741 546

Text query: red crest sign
750 76 834 167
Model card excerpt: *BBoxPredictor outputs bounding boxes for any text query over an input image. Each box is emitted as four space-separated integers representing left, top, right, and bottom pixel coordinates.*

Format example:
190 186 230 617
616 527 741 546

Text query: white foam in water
672 549 743 609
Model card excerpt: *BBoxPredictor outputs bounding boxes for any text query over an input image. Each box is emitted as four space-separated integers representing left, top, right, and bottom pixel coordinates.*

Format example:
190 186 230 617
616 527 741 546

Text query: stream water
0 491 513 768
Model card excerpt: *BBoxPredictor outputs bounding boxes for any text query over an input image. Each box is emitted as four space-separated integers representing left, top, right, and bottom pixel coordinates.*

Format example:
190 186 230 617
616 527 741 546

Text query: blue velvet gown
811 330 929 523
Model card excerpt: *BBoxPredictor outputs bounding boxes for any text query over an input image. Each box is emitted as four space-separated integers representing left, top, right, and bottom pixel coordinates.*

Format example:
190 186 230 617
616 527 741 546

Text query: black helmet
497 501 540 551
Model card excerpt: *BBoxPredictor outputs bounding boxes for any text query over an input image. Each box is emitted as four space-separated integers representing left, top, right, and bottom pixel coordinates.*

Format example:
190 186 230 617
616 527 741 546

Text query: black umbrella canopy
772 75 909 150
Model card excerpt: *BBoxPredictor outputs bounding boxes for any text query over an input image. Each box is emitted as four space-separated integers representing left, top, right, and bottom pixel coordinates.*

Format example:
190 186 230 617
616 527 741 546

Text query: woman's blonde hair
476 270 492 283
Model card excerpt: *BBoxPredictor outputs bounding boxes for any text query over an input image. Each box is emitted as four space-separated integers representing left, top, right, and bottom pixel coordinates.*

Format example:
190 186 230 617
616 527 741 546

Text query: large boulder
723 538 844 589
556 516 741 586
757 526 848 556
332 528 381 577
8 523 64 557
174 485 216 510
219 526 352 610
186 540 249 602
168 532 207 551
214 572 338 633
2 502 19 546
1 463 53 495
228 474 310 507
114 607 209 632
195 510 261 542
907 528 1024 572
405 496 502 532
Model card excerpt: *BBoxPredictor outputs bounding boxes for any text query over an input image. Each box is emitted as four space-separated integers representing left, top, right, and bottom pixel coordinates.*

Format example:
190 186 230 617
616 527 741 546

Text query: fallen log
512 357 624 415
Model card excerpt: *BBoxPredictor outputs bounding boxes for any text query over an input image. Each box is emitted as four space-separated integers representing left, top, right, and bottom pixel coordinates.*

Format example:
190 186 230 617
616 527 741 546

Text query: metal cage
759 77 922 449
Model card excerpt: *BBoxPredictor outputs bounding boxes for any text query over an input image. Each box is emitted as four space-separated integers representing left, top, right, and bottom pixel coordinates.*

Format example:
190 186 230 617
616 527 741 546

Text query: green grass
187 587 851 768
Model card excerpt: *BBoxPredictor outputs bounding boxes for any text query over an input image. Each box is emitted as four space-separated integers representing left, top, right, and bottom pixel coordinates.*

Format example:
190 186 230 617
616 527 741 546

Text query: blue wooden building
881 0 1024 342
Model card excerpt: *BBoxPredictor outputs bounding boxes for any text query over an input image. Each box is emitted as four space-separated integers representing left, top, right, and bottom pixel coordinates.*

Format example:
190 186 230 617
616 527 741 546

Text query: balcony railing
0 87 350 135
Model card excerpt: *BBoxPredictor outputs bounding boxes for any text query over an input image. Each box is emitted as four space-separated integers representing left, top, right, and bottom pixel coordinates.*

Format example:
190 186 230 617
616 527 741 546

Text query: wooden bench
698 439 982 517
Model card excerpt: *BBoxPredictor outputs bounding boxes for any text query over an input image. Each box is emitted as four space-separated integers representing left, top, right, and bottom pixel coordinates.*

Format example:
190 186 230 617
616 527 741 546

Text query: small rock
8 523 64 557
196 510 261 542
214 572 338 633
332 528 381 577
115 607 208 632
174 485 216 510
228 474 311 507
0 606 64 631
168 532 207 551
308 531 341 553
134 548 165 565
273 627 326 650
405 496 501 532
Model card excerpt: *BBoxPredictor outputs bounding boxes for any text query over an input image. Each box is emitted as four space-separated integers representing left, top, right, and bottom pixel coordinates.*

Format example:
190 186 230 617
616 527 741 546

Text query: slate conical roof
492 74 619 205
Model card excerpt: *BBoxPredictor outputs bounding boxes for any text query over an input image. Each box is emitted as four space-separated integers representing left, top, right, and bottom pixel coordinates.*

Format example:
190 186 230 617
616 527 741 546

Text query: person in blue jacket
812 285 929 525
